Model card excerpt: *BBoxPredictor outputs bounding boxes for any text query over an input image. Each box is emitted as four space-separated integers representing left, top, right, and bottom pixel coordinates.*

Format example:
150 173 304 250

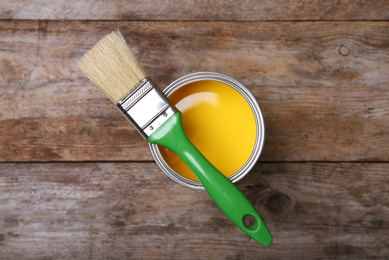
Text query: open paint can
149 72 265 190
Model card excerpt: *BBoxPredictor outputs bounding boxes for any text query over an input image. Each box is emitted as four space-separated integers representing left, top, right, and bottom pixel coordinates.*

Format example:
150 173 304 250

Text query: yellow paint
159 80 257 181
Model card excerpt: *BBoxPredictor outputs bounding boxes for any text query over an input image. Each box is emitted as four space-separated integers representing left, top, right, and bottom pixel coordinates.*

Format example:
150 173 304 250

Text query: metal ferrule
117 79 177 139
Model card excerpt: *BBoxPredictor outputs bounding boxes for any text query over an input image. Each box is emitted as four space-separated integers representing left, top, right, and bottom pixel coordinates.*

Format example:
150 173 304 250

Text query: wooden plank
0 162 387 258
1 21 388 162
0 0 388 21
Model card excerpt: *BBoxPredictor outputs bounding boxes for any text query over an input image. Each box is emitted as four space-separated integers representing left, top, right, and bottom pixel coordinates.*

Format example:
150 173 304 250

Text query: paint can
149 72 265 190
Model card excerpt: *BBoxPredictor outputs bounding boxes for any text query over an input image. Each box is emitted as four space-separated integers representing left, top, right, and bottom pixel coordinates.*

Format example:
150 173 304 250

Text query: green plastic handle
148 112 272 246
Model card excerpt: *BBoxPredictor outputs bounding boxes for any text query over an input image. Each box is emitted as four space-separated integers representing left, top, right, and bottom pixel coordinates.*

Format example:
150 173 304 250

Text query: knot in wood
265 192 292 215
339 45 350 56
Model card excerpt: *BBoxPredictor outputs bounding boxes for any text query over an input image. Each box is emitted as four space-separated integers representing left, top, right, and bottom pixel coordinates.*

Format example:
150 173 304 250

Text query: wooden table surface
1 1 388 259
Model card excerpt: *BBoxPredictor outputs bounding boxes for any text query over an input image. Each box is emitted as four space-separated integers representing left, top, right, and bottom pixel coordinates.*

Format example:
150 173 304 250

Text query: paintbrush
78 30 272 245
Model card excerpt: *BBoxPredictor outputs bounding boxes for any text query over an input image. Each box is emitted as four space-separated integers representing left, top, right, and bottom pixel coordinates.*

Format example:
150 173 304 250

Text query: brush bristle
77 30 147 104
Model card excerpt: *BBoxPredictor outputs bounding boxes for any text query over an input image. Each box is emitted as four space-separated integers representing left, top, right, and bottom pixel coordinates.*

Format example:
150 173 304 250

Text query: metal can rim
149 72 265 190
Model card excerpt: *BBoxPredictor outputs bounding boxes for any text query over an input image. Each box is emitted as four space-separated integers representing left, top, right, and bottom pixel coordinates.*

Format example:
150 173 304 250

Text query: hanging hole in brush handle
148 112 272 246
244 214 257 229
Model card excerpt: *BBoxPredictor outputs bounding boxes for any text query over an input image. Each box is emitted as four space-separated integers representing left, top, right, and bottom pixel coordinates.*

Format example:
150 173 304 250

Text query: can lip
149 72 265 190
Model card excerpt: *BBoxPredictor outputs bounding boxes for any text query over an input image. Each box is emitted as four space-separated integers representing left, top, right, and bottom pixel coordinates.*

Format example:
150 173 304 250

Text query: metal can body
149 72 265 190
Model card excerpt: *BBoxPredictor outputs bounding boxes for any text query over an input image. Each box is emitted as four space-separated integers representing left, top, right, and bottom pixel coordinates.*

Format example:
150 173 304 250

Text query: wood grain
0 0 388 21
1 1 388 259
1 20 388 162
0 162 387 259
